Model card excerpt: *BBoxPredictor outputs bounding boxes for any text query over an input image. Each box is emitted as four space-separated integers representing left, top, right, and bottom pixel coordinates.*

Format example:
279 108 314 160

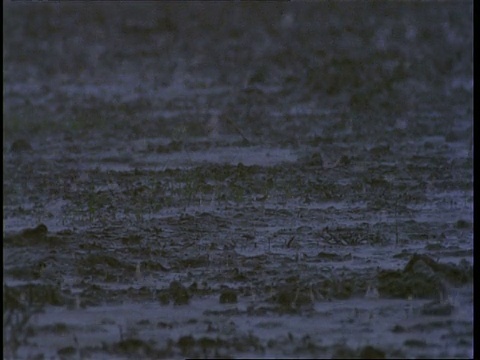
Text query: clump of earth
3 2 473 359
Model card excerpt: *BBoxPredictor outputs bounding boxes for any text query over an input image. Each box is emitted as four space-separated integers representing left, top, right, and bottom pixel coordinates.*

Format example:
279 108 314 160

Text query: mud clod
115 338 154 357
421 301 455 316
359 345 386 359
219 289 238 304
178 335 196 354
169 281 190 305
10 139 32 152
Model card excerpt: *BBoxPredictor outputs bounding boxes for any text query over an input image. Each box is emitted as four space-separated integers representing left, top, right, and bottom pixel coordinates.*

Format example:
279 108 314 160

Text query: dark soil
3 2 473 359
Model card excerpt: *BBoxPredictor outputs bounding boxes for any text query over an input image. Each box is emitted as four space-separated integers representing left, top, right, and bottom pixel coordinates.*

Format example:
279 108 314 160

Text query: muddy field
3 2 473 359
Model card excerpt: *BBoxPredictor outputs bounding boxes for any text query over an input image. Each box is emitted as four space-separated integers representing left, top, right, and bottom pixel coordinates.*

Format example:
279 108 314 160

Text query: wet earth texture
3 2 473 359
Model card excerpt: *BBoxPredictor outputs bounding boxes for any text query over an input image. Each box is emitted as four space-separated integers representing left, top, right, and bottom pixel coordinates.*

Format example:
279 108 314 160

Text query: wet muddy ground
3 2 473 359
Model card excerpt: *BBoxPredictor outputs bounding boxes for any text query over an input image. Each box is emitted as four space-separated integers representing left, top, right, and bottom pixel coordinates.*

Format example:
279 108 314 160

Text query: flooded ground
3 2 473 359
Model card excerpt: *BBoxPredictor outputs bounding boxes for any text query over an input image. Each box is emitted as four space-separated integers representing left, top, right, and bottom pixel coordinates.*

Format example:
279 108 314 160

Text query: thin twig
224 117 252 144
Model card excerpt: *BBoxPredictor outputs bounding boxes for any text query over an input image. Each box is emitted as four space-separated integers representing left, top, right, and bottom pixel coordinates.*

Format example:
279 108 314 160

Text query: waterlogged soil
3 2 473 359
